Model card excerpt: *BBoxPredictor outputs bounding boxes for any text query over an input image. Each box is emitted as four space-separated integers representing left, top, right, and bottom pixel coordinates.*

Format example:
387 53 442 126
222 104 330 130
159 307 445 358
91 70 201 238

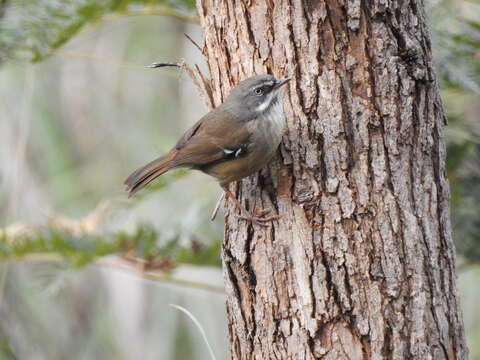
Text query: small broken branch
184 33 204 54
147 59 213 109
147 61 182 68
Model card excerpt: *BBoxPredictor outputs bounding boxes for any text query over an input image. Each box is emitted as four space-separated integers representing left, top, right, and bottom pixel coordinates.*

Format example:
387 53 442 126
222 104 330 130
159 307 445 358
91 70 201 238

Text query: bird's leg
222 186 279 226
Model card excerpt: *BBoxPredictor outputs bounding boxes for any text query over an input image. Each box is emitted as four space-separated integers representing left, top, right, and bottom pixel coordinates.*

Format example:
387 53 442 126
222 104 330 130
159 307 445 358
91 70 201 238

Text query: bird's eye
254 88 263 96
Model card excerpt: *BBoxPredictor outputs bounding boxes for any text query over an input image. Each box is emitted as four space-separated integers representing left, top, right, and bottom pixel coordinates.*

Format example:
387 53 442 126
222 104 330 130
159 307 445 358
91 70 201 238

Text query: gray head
222 74 290 121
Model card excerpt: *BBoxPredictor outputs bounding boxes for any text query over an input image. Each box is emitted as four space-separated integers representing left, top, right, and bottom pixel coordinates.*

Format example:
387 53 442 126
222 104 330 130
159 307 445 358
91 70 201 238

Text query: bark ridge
197 0 467 359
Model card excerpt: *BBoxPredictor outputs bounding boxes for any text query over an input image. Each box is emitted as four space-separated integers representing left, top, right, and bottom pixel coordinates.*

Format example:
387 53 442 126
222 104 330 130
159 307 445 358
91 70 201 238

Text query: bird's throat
248 98 284 151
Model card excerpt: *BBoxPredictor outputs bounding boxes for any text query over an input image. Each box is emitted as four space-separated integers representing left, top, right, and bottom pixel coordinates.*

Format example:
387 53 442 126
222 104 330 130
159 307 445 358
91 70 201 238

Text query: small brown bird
124 74 290 223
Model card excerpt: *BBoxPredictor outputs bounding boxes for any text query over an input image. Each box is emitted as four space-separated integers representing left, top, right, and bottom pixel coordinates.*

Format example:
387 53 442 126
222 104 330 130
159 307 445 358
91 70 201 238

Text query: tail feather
124 151 177 197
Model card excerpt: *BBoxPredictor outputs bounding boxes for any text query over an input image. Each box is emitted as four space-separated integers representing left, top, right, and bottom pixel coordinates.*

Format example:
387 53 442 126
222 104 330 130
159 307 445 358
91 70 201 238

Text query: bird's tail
124 151 177 197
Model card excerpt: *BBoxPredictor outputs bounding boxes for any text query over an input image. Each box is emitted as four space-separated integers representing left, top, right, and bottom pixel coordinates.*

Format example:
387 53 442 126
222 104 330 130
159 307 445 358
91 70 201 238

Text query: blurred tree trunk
197 1 467 359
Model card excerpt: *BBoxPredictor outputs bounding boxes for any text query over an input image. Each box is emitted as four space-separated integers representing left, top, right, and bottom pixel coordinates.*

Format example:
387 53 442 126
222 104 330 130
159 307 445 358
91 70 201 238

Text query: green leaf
430 1 480 92
0 224 221 269
0 0 197 63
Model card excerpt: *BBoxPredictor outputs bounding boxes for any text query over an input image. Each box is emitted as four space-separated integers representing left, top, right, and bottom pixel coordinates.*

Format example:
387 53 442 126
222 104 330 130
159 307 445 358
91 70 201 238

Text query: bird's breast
248 100 285 151
202 102 285 185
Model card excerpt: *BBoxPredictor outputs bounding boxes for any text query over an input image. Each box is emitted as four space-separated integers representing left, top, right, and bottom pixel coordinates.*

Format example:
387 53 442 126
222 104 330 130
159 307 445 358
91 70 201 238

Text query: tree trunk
196 1 467 359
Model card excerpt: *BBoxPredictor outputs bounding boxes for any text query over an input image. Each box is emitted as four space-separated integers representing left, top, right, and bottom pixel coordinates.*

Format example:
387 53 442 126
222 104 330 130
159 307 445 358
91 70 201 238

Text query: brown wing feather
171 108 251 167
124 108 250 196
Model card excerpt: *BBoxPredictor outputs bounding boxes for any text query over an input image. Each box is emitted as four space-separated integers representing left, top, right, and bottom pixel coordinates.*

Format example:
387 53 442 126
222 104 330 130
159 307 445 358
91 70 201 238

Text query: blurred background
0 0 478 359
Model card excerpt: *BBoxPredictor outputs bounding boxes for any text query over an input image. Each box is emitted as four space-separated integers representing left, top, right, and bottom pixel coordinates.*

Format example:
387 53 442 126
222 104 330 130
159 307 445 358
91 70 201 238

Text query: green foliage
429 0 480 266
1 0 479 269
430 0 480 92
440 20 480 266
0 225 221 268
447 137 480 265
0 0 196 63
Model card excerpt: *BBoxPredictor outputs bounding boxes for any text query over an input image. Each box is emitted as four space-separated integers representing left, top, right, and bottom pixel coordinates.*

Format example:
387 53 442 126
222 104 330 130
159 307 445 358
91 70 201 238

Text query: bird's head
223 74 290 120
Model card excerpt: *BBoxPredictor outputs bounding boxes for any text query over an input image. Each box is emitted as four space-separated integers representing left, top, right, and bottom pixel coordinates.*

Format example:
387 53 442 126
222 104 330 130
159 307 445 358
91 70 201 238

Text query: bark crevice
197 0 467 358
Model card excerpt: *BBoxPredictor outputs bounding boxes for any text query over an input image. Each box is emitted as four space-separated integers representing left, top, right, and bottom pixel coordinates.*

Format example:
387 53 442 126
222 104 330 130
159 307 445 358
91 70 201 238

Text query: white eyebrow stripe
254 81 274 90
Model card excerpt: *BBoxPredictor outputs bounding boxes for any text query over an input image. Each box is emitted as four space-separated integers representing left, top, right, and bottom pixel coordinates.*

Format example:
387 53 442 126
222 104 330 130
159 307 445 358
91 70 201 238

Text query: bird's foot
234 208 280 227
222 187 280 226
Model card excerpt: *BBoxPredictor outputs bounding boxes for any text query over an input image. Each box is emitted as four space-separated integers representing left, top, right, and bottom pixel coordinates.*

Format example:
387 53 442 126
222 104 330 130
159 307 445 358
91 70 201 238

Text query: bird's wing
172 108 251 168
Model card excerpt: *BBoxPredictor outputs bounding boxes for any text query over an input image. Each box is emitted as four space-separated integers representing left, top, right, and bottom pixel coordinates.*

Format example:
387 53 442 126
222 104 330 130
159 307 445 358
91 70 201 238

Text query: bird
124 74 290 224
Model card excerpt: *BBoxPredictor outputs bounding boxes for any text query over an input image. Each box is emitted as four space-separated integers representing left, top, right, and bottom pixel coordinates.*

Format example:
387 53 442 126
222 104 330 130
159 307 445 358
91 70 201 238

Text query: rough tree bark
196 0 467 359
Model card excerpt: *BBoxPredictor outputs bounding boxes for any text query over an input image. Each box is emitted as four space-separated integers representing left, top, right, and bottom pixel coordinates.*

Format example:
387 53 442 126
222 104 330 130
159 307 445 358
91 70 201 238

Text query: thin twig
71 7 199 46
52 50 152 69
99 8 199 24
147 62 181 68
145 58 214 109
4 254 225 294
210 192 225 221
170 304 217 360
144 271 224 294
195 64 215 109
184 33 204 54
182 63 214 109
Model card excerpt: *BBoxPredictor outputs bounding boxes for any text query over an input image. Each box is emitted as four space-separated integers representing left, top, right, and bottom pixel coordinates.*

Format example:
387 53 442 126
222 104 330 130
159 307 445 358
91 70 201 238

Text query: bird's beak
274 77 291 89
